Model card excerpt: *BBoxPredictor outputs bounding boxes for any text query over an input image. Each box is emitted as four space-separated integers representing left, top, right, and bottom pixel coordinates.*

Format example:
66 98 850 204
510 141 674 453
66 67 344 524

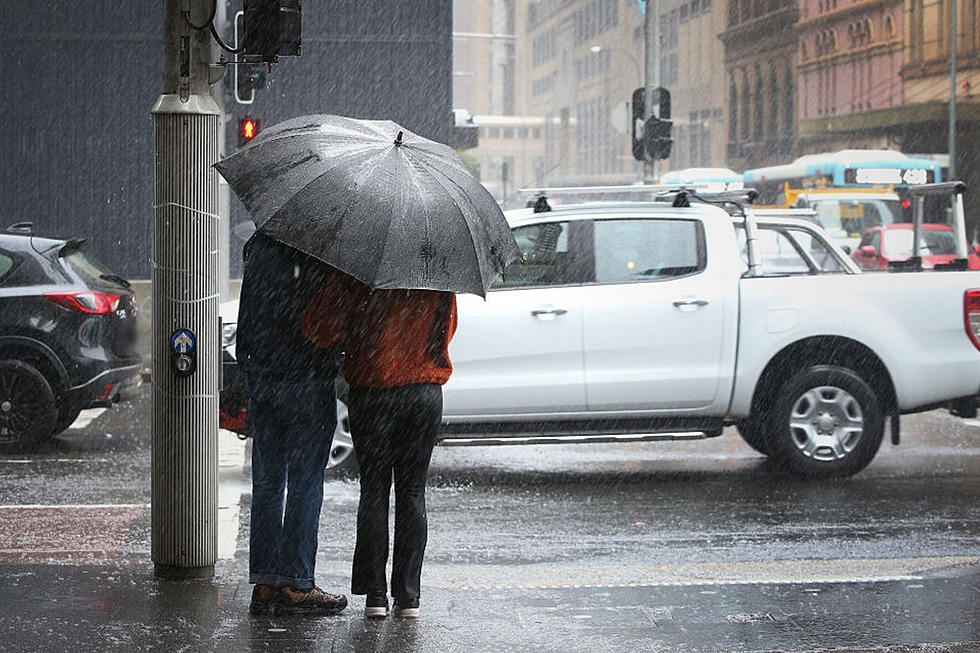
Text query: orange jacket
302 271 458 388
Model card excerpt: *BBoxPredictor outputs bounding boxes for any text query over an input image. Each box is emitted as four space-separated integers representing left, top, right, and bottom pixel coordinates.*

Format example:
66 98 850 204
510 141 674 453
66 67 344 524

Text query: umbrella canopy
214 114 520 297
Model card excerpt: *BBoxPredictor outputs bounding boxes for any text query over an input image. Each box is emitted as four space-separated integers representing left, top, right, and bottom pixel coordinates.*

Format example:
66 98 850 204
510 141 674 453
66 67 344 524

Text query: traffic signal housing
631 86 673 162
243 0 302 63
645 116 673 161
234 64 266 104
238 116 261 147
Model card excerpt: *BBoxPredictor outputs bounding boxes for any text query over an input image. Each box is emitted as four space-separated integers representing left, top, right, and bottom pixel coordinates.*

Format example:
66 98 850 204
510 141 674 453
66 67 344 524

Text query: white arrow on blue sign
171 329 196 354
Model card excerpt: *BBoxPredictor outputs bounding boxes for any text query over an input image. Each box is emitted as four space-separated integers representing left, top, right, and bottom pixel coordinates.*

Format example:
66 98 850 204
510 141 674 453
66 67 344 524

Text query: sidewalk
1 555 978 652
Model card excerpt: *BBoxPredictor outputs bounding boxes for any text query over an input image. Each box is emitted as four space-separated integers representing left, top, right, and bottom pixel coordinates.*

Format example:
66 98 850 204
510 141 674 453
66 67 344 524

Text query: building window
729 78 739 143
769 67 779 140
703 0 712 12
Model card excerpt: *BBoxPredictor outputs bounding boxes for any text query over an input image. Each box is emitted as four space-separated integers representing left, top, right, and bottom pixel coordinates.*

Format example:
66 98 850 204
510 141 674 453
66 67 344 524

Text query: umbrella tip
394 131 404 146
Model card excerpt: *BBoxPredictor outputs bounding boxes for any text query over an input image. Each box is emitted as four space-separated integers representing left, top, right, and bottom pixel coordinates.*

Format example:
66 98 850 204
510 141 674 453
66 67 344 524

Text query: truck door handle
531 307 568 319
672 298 709 308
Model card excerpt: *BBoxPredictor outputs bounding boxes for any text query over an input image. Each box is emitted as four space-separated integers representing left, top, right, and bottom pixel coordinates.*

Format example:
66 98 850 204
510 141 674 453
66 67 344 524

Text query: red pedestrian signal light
239 117 261 147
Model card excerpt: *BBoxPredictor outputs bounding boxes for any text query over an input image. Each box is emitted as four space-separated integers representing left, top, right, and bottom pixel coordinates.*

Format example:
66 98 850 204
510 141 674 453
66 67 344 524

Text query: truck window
492 221 574 289
592 218 705 283
736 226 844 275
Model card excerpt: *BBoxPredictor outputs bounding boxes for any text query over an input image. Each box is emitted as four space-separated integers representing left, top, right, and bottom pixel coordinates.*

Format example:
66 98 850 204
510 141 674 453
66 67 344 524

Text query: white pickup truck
441 192 980 478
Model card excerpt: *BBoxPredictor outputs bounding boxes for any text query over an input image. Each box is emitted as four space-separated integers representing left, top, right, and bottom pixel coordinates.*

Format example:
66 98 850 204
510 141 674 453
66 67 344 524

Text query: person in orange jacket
303 269 458 619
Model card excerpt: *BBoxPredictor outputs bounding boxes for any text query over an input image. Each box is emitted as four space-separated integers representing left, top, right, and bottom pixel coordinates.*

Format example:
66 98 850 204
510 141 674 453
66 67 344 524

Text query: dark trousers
246 373 337 589
348 383 442 601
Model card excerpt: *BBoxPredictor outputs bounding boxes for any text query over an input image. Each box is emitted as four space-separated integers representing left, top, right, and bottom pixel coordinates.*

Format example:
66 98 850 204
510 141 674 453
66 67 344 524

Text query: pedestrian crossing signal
239 117 260 147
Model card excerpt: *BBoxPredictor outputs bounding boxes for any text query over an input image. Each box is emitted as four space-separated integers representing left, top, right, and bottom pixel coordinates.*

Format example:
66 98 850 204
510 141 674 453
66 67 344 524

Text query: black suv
0 224 140 449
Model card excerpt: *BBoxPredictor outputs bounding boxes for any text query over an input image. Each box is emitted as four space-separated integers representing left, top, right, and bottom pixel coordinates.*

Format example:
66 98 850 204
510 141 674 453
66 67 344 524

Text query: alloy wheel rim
0 373 42 444
327 399 354 470
788 385 864 461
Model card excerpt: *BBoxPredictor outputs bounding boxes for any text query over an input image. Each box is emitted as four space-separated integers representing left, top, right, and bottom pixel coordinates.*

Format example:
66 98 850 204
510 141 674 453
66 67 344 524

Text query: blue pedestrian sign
171 329 196 354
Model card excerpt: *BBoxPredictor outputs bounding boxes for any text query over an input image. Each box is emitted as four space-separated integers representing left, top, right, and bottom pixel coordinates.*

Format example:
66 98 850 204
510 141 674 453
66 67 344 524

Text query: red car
851 223 980 270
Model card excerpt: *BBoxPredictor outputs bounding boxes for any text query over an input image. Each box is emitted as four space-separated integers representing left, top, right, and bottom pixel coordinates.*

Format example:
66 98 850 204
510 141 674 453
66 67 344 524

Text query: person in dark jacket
303 270 458 619
238 232 348 616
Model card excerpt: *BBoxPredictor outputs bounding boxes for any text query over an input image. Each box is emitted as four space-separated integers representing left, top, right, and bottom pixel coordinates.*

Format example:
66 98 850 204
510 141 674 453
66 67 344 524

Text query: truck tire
0 359 57 451
735 418 771 457
324 395 359 479
765 364 884 479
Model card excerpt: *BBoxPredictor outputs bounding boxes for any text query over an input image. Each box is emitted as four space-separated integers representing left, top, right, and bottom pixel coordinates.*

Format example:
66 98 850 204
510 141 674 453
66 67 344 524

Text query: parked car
0 223 141 450
221 195 980 479
218 299 356 476
851 223 980 271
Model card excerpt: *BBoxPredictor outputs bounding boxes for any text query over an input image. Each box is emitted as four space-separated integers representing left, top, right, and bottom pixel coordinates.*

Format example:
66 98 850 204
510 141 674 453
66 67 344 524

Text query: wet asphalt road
0 383 978 651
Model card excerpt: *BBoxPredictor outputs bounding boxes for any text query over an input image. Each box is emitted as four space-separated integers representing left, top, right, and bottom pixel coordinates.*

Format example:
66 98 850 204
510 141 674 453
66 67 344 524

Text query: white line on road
68 407 108 430
0 459 111 464
962 419 980 428
414 556 980 590
0 504 146 510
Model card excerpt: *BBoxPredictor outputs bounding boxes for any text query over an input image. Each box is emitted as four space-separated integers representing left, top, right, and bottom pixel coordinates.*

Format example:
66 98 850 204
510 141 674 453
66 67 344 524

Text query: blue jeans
246 372 337 590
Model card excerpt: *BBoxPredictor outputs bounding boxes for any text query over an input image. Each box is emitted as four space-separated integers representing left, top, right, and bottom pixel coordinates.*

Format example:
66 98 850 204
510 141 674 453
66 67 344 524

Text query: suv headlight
221 322 237 349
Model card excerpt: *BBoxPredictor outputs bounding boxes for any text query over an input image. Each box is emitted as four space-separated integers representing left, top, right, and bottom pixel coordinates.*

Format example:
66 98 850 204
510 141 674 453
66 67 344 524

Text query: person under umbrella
215 114 520 619
234 232 349 616
303 270 456 618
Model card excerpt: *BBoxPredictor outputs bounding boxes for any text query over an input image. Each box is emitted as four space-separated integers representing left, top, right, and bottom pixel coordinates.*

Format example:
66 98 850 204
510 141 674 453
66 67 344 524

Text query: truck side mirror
859 245 876 257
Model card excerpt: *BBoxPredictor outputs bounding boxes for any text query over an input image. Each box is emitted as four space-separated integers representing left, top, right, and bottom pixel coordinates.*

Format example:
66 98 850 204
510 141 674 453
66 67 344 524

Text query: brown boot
248 584 280 615
276 586 348 616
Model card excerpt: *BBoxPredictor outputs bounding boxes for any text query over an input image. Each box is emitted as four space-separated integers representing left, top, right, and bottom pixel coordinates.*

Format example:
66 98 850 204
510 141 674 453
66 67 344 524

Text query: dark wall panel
0 1 453 279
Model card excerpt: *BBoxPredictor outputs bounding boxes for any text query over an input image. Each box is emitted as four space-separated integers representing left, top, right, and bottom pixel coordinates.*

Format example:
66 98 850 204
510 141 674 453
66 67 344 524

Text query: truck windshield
810 199 902 241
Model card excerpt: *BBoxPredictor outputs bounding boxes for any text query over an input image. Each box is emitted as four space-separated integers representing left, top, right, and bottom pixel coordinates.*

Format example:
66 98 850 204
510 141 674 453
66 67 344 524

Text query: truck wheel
735 418 771 457
0 360 57 451
765 365 884 479
325 391 358 479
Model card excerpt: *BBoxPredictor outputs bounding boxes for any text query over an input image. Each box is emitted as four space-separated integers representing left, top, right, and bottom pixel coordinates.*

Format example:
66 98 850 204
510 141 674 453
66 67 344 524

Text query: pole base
154 564 215 580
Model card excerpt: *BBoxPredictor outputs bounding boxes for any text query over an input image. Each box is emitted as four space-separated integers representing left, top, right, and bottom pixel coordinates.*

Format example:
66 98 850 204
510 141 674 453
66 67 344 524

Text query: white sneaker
393 598 419 618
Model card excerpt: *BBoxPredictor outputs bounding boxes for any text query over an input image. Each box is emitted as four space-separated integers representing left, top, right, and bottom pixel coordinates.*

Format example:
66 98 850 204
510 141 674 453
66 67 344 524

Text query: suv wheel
0 360 57 450
53 398 83 435
766 365 884 479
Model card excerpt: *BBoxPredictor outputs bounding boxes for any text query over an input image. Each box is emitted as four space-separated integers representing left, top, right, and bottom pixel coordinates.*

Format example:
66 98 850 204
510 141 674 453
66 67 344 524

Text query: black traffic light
234 63 266 104
631 88 646 161
238 116 261 147
244 0 302 63
645 116 673 160
631 87 673 161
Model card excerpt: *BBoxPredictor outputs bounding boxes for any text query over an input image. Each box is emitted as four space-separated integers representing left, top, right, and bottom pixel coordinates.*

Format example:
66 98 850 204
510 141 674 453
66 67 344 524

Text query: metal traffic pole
643 0 661 183
150 0 220 579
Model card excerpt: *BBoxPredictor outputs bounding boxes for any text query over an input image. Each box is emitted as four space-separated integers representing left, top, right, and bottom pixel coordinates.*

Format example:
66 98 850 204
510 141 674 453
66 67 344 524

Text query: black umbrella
214 114 520 297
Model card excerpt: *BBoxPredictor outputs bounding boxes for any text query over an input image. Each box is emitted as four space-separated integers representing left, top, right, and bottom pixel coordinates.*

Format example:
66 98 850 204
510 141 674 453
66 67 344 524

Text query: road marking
0 503 146 509
68 407 107 430
962 419 980 428
415 556 980 590
0 459 111 464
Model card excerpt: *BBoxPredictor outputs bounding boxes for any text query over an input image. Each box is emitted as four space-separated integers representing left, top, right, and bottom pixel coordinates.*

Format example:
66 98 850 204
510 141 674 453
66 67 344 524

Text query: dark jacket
237 232 344 379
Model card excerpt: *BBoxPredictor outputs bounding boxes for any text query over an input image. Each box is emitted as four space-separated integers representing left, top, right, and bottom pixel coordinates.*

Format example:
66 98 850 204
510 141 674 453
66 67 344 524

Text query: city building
663 0 730 171
794 0 906 152
901 0 980 212
720 0 799 170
